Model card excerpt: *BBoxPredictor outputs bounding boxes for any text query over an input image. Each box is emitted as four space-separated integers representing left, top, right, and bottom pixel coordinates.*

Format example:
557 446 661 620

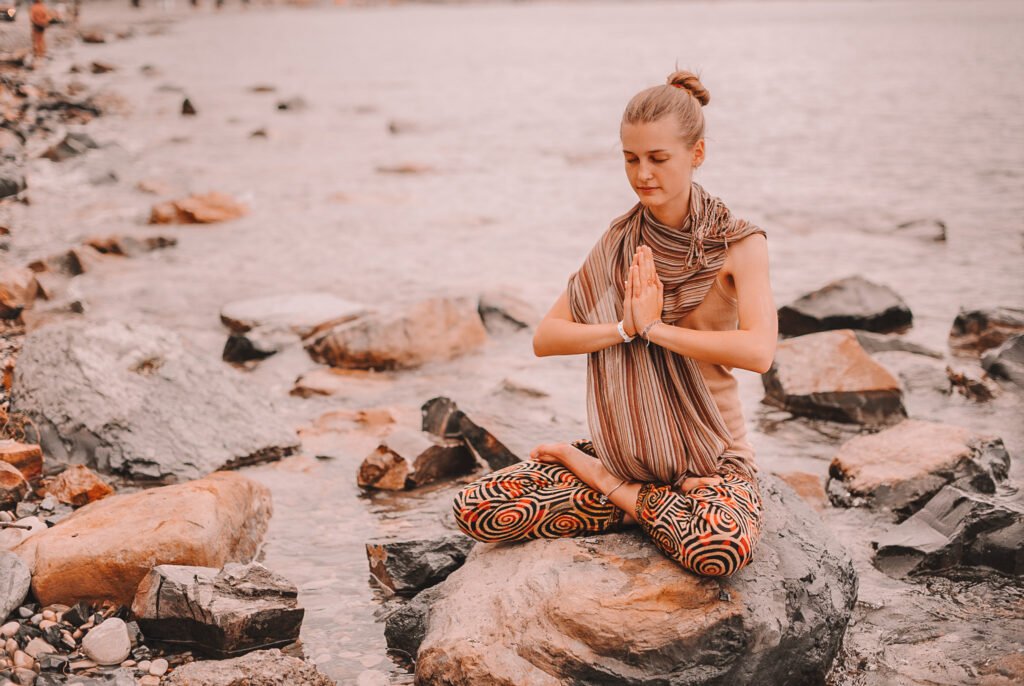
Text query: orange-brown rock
762 328 906 425
45 465 114 507
149 192 248 225
0 462 28 509
358 429 476 490
774 471 827 511
12 472 272 606
0 267 39 319
290 367 389 397
0 441 43 482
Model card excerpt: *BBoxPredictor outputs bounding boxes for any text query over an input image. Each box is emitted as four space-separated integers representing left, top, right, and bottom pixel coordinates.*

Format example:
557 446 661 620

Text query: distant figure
29 0 52 60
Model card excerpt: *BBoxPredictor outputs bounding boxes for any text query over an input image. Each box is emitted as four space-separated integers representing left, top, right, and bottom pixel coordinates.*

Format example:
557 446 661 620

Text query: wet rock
853 330 942 358
222 326 297 363
0 442 40 484
82 616 131 665
409 474 857 685
44 465 114 507
872 485 1024 578
41 132 100 162
12 320 298 481
307 296 487 371
945 362 998 401
132 562 303 658
220 293 366 338
981 334 1024 388
11 471 272 606
0 166 26 199
0 552 30 622
164 648 334 685
383 582 446 666
894 217 947 242
357 429 475 491
778 275 913 336
949 306 1024 355
150 192 247 225
0 463 28 510
477 291 539 333
421 396 520 471
366 534 475 596
762 329 907 426
827 419 1010 520
0 267 39 319
181 97 197 116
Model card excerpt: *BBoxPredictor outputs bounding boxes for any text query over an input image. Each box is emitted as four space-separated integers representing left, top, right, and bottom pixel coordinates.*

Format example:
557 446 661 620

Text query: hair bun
666 70 710 107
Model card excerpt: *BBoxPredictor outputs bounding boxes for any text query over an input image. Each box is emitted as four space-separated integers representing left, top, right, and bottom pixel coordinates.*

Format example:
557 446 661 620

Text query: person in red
29 0 53 60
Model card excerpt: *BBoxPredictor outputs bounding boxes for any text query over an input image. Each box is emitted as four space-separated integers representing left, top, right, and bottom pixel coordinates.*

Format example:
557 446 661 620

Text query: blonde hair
621 69 709 148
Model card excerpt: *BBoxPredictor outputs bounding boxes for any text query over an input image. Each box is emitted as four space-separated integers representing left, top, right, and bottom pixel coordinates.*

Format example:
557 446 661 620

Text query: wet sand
1 0 1022 684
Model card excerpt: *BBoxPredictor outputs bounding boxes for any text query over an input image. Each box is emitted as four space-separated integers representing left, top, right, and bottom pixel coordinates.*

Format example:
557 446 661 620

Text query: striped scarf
567 181 766 486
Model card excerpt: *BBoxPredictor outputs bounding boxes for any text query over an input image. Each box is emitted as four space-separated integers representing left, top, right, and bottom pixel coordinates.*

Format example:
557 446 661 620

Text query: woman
452 70 777 577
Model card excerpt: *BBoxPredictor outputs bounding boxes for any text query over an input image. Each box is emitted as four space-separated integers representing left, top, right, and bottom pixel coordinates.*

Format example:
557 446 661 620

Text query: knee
683 537 758 577
451 487 482 540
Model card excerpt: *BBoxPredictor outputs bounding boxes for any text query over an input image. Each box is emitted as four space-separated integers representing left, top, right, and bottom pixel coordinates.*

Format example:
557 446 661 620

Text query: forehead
620 117 685 153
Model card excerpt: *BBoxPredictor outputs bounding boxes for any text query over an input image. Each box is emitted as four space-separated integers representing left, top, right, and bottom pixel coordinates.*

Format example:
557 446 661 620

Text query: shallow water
2 0 1023 683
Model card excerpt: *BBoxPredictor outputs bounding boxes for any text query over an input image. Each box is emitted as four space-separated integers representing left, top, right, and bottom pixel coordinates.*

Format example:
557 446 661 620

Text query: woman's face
621 116 704 214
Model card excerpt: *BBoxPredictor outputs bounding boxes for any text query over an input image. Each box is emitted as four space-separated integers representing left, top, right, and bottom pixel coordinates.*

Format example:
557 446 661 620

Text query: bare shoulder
722 232 768 277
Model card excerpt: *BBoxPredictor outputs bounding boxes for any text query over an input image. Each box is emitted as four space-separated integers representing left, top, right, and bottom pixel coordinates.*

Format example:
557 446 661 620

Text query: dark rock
11 320 299 481
164 648 334 685
477 291 539 333
41 132 99 162
222 326 296 363
778 275 913 336
949 306 1024 355
421 396 519 471
275 97 307 111
762 329 907 426
872 485 1024 578
0 167 26 200
894 217 947 242
827 419 1010 520
63 601 90 627
357 429 476 491
383 583 447 666
0 552 31 622
981 334 1024 388
37 653 67 671
131 562 303 659
411 474 858 685
90 61 116 74
366 534 475 596
854 330 943 358
945 363 998 401
181 98 197 116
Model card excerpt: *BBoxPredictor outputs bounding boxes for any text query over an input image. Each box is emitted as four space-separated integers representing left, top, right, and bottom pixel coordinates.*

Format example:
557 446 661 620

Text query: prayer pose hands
623 244 664 336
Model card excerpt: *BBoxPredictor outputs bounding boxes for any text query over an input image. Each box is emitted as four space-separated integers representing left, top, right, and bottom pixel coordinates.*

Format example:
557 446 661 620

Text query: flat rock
0 267 39 319
827 419 1010 520
12 320 299 481
132 562 302 658
773 471 828 511
762 329 907 425
44 464 114 507
853 330 942 358
981 334 1024 388
778 275 913 336
164 648 334 685
421 396 520 471
949 306 1024 355
149 192 247 225
366 534 475 596
477 291 539 333
12 471 272 606
0 552 30 622
357 429 476 490
306 296 487 371
872 485 1024 578
220 293 366 338
0 442 41 483
401 474 857 685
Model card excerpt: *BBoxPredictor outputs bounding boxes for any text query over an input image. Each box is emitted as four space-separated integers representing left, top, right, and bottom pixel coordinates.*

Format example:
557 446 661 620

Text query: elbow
752 340 777 375
532 329 549 357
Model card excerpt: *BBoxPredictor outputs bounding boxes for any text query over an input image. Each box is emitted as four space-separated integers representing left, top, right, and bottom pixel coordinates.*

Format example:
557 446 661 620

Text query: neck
647 183 692 229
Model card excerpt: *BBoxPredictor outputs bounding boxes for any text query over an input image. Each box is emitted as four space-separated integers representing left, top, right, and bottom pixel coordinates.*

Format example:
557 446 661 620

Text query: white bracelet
617 320 634 343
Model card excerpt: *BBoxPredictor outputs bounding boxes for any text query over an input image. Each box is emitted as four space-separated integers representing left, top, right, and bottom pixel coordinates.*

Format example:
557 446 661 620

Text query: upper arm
728 234 777 369
542 288 576 324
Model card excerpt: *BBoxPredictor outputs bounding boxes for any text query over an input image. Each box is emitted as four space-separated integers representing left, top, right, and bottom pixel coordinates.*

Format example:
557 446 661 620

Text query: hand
631 245 664 333
529 442 569 465
622 251 639 337
675 475 724 493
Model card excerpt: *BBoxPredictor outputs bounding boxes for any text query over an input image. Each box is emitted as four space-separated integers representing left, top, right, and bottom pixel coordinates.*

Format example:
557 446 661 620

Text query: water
2 0 1022 683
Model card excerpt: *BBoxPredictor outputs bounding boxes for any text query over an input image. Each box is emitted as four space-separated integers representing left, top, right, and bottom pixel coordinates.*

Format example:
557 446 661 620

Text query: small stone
148 658 168 676
140 676 161 686
81 617 131 665
40 610 55 621
11 650 32 669
120 658 135 667
136 659 151 672
13 667 36 685
37 620 54 631
23 637 55 659
37 498 57 514
29 615 41 625
5 636 17 655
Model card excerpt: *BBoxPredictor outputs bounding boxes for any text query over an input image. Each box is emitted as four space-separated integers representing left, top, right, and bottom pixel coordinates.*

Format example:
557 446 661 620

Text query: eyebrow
622 149 670 155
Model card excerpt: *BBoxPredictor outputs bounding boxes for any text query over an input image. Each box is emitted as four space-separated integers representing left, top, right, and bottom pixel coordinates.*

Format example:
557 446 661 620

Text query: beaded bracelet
640 318 662 347
599 478 628 505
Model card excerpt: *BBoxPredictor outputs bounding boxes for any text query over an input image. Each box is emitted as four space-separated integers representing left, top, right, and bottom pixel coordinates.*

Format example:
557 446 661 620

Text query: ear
692 139 706 168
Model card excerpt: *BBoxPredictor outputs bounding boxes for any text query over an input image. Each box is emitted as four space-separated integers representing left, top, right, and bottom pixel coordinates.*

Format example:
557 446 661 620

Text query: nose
637 161 654 183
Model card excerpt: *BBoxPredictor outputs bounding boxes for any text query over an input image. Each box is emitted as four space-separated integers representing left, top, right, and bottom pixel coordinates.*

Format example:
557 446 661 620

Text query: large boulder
164 648 334 685
401 474 858 685
12 320 299 481
827 419 1010 520
306 296 488 370
132 562 303 658
11 471 272 606
778 275 913 336
872 485 1024 578
762 329 907 425
948 306 1024 355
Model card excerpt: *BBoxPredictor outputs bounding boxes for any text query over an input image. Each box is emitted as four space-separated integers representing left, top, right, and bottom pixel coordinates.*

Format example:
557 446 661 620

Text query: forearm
645 322 774 374
533 319 626 356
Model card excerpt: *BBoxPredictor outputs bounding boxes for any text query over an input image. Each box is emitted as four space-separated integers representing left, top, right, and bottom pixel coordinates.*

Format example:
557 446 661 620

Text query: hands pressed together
623 244 664 338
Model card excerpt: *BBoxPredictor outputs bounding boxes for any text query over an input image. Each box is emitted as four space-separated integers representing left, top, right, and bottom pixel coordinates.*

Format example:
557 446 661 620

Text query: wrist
616 320 635 343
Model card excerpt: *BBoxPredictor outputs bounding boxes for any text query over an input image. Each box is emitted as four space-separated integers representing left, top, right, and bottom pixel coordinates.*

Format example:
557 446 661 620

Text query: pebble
120 658 136 668
139 676 161 686
137 659 151 672
38 619 55 631
13 668 36 685
29 614 42 625
72 628 83 640
0 622 18 639
81 616 131 665
149 657 168 676
24 637 55 658
41 610 56 622
5 637 17 656
0 510 11 522
12 649 33 669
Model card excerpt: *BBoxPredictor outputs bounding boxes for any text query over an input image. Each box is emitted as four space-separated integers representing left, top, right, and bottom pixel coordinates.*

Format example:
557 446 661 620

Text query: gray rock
778 275 913 336
478 291 539 333
35 669 135 686
383 583 447 666
872 485 1024 578
0 553 30 623
854 330 943 358
82 617 131 665
949 306 1024 355
131 562 303 659
41 132 100 162
357 429 477 491
408 474 858 685
981 334 1024 388
11 320 299 481
220 293 365 338
366 534 476 596
164 648 334 685
0 166 26 200
893 217 947 242
421 396 519 471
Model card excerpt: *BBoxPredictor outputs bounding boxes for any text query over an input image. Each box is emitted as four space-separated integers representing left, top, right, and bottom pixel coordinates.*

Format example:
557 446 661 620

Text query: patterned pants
451 439 764 577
